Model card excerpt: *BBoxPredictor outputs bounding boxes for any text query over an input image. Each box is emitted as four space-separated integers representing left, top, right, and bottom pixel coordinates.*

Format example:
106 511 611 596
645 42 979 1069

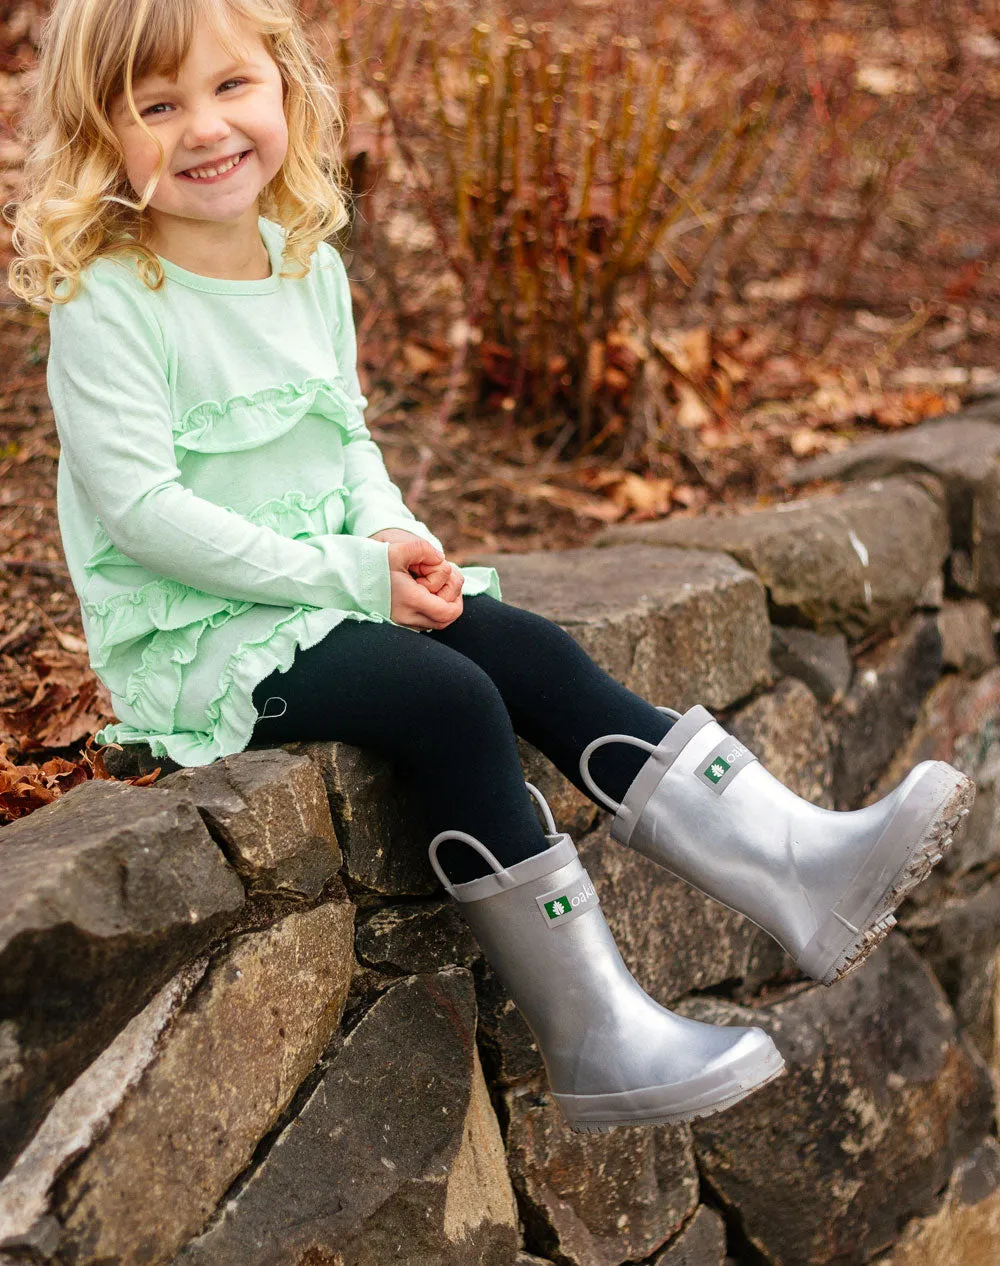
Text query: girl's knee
408 652 509 736
504 603 583 657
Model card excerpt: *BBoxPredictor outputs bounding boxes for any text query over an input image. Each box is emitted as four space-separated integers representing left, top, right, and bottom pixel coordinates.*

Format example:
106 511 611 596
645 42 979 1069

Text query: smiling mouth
178 149 253 181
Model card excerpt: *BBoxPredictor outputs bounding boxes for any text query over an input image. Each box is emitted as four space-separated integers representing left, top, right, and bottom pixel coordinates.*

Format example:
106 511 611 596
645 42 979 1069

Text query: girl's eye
141 79 247 117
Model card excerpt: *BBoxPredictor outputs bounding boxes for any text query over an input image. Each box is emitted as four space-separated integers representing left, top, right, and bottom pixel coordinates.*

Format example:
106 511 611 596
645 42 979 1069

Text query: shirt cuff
361 538 394 619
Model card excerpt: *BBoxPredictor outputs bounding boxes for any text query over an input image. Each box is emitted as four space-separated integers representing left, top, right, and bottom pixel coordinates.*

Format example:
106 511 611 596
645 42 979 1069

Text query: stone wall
3 400 1000 1265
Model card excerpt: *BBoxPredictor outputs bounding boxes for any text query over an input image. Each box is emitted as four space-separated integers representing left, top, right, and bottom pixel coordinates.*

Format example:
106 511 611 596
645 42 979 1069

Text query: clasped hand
368 527 464 631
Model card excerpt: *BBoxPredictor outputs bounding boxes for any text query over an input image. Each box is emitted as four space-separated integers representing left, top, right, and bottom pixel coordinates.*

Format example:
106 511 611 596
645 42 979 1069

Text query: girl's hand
384 538 464 630
413 558 464 602
370 527 464 616
369 528 443 582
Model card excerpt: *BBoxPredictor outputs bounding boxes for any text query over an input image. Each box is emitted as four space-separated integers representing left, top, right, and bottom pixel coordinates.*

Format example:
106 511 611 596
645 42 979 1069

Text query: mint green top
45 215 502 767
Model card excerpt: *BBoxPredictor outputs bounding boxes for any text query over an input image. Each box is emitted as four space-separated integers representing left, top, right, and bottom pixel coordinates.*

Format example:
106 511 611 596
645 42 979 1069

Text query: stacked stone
3 397 1000 1264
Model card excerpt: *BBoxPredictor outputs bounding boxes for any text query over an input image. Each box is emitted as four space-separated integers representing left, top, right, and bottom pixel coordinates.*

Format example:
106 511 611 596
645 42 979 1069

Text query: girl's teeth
185 152 245 178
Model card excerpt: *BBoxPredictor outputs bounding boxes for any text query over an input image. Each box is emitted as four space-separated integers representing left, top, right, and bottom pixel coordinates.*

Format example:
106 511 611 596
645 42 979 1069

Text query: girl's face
109 14 288 243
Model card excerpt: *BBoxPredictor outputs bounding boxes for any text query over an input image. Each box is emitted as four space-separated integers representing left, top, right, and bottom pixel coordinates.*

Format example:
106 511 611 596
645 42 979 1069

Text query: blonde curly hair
5 0 352 310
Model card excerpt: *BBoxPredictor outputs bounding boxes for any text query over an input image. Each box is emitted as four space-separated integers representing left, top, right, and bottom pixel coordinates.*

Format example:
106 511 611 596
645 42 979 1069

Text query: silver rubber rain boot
428 783 785 1133
579 704 975 986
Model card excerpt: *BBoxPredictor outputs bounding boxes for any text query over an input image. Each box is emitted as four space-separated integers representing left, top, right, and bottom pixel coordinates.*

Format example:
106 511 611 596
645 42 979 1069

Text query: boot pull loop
579 733 660 813
429 785 559 895
579 705 683 812
524 781 558 835
428 828 516 896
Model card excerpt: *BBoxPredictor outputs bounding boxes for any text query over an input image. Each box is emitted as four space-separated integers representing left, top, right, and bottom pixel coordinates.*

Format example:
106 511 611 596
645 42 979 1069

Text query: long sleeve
47 267 395 617
325 248 445 551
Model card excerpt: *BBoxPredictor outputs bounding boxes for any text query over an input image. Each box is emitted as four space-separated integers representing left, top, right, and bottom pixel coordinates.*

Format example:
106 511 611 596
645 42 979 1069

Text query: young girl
9 0 973 1135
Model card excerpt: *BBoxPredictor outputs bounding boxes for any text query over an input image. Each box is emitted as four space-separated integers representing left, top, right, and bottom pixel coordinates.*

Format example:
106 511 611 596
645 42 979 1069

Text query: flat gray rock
791 414 1000 490
770 625 853 704
173 969 519 1266
160 748 342 897
681 937 994 1265
791 415 1000 611
503 1079 698 1265
53 899 356 1266
0 781 245 1179
650 1205 727 1265
592 478 949 641
828 615 943 807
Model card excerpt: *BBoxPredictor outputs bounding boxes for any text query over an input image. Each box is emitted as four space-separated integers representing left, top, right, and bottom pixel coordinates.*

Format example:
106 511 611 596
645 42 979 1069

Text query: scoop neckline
154 216 283 295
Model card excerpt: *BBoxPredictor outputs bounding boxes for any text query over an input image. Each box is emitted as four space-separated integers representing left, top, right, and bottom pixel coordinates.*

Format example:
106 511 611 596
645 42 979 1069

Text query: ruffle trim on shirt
93 606 382 766
173 374 367 453
234 485 349 539
85 578 250 670
121 604 236 727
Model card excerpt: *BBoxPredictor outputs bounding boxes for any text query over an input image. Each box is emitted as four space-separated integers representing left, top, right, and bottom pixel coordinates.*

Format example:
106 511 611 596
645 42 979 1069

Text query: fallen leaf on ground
676 383 714 429
606 472 675 518
0 653 114 752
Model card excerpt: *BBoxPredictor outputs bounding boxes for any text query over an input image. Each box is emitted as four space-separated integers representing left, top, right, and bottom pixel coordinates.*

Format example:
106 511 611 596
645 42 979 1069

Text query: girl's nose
182 106 231 151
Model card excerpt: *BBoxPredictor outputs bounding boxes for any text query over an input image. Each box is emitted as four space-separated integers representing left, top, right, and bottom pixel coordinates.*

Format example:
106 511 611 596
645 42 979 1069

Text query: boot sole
799 763 975 987
554 1035 786 1133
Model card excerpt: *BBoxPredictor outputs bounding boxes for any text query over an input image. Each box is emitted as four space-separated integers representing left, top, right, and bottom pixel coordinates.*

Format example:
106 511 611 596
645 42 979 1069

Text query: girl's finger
415 587 462 626
412 561 449 592
415 571 446 594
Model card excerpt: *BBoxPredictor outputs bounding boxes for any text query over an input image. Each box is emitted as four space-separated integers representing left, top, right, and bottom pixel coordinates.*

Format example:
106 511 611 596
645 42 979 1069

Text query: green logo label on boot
696 736 757 794
536 874 599 927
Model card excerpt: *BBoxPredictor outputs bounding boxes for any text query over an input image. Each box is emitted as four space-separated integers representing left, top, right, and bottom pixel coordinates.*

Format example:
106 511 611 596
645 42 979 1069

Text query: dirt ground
1 0 998 814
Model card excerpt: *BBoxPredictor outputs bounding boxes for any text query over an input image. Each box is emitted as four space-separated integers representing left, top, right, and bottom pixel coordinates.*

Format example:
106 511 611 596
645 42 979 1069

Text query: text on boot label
696 736 758 795
536 873 599 927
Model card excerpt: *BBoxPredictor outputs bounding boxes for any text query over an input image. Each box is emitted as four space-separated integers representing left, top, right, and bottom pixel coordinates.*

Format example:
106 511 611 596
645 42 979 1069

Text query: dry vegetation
2 0 999 819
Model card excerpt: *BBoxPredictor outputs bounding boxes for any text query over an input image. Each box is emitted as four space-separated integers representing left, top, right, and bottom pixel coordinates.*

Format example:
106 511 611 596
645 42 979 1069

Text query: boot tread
821 769 975 986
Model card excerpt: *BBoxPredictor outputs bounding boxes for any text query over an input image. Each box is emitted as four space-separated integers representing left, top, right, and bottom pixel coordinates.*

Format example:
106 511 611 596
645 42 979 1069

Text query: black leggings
249 593 673 883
